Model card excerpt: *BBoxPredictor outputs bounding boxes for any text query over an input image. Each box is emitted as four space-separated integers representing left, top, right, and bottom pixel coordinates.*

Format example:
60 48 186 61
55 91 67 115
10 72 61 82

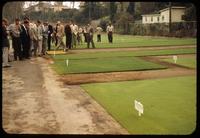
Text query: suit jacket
2 25 9 48
20 24 30 46
48 25 53 37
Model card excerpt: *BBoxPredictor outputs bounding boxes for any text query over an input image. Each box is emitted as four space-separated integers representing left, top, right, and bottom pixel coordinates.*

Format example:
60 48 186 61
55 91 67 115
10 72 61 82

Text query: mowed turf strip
51 56 165 74
162 57 196 69
81 76 196 134
51 33 196 49
50 48 195 74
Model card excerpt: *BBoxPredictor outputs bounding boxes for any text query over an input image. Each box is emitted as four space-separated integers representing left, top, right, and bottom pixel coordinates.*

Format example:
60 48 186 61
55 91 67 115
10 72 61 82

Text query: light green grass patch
81 76 196 134
162 57 196 68
52 33 196 49
51 48 196 60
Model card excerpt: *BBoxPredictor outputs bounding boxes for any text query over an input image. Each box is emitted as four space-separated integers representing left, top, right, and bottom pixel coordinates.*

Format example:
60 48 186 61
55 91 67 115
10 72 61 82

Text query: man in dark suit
64 23 72 50
47 23 53 51
20 20 31 59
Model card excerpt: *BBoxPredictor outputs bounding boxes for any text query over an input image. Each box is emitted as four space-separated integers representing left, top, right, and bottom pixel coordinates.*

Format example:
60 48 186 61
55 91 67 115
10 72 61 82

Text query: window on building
162 16 164 21
181 15 186 20
157 17 159 22
151 17 153 22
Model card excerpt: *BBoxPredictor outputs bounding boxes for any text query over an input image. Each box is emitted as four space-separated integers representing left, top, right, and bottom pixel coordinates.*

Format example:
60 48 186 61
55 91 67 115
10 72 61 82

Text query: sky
24 1 81 9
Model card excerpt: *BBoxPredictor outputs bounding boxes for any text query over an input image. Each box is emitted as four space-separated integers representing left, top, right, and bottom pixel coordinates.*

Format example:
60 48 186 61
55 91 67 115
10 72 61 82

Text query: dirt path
60 54 196 85
2 57 128 134
48 45 195 54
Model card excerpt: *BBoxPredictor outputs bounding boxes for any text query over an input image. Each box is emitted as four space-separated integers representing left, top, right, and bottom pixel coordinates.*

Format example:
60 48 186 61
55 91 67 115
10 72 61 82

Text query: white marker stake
173 55 177 63
66 59 69 67
134 100 144 116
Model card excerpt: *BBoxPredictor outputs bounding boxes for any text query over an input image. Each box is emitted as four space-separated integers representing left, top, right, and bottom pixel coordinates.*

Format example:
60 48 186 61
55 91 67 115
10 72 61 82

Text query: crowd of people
2 17 114 68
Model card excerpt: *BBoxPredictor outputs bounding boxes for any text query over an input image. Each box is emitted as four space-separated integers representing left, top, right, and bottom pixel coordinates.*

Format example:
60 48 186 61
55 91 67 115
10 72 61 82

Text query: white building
142 6 186 24
24 2 70 13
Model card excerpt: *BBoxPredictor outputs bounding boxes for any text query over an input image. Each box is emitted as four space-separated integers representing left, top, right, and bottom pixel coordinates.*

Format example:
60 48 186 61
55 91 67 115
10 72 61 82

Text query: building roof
141 6 186 17
142 13 160 16
159 6 186 13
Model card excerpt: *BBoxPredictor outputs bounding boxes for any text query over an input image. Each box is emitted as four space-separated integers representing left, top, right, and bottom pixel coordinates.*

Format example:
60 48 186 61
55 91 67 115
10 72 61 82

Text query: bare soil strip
2 57 128 134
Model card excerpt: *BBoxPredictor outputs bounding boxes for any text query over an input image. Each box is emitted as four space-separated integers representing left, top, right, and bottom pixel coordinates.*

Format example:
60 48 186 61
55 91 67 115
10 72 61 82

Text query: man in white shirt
96 26 103 42
77 27 83 45
70 21 78 48
106 23 114 43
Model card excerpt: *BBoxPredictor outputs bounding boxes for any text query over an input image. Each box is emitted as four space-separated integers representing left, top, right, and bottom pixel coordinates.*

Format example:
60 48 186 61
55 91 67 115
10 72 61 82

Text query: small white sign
173 55 177 63
134 100 144 116
66 59 69 67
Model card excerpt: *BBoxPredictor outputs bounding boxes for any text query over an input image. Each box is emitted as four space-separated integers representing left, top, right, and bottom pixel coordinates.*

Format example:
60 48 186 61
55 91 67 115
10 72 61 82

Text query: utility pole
73 1 75 9
89 2 91 21
169 2 172 36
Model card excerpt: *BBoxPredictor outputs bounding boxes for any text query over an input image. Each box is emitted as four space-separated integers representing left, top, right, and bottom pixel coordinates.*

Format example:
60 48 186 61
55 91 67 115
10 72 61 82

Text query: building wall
142 8 185 24
171 9 185 22
160 10 169 23
142 15 160 24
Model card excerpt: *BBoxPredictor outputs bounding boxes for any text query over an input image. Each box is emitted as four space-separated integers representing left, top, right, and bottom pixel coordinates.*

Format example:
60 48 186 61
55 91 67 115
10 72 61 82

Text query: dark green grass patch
51 56 165 74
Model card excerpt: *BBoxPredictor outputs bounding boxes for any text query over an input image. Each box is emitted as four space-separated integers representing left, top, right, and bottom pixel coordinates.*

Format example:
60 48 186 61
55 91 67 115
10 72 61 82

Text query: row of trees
3 2 196 25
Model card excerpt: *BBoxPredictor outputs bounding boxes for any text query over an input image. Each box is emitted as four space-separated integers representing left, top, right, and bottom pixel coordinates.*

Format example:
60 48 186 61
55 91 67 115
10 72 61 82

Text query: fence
114 21 197 37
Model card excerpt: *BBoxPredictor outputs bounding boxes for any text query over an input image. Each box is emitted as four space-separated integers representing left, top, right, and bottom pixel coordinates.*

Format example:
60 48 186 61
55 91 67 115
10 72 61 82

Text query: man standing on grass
96 26 103 42
64 22 72 50
106 22 114 43
70 21 78 48
47 23 53 51
86 24 95 49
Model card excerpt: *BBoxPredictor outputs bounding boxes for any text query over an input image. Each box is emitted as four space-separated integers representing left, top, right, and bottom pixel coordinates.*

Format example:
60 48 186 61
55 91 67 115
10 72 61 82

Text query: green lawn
162 57 196 68
52 33 196 49
81 76 196 134
51 56 166 74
